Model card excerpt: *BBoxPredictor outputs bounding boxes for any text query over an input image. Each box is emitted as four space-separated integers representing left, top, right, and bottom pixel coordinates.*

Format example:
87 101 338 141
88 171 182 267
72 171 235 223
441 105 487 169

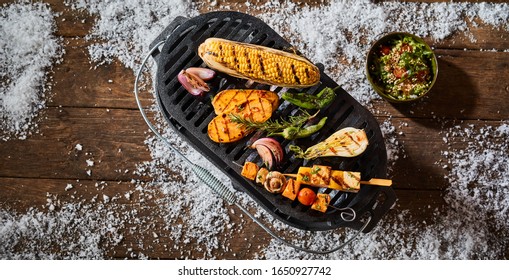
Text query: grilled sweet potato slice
240 97 274 123
212 89 278 115
208 114 248 143
281 178 301 201
311 193 331 213
241 161 259 181
208 98 273 143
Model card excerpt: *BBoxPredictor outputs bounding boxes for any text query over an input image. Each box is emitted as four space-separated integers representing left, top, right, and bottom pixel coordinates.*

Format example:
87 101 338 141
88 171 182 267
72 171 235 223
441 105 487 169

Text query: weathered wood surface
0 0 508 259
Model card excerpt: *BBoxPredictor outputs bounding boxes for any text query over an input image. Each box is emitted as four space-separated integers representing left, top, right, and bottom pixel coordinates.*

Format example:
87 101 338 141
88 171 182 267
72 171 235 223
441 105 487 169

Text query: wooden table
1 0 508 259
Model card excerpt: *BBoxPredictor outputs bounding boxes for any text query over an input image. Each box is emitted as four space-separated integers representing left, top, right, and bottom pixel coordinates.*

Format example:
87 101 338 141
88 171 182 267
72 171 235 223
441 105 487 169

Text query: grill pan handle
134 40 372 255
363 186 397 233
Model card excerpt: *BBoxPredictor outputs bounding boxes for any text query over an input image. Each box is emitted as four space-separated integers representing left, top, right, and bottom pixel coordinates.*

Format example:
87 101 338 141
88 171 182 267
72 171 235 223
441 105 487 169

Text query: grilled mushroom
264 171 287 193
255 167 269 185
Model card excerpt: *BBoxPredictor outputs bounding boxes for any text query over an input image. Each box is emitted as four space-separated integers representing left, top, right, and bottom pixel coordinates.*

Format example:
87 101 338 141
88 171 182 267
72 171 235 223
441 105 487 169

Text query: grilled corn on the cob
198 38 320 88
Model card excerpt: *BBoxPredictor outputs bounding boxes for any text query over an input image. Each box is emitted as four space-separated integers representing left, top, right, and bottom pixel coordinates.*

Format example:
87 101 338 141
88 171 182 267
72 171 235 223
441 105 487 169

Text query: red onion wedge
185 67 215 81
249 137 284 170
178 68 215 96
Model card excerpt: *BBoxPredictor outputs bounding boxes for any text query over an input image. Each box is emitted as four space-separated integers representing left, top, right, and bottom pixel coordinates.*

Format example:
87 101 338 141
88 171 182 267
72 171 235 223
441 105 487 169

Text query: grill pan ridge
150 11 396 232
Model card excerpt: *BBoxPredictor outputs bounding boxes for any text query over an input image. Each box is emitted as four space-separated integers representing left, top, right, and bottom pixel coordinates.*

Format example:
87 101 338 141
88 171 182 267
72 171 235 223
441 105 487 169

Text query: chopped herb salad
369 34 435 101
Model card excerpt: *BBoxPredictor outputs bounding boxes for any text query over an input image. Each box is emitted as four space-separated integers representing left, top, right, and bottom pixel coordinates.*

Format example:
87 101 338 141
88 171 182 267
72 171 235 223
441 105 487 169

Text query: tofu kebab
241 162 392 213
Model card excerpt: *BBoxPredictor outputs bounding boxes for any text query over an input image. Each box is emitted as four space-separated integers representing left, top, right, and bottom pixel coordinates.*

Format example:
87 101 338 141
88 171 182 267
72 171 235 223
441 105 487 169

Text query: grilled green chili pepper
271 117 328 139
282 87 336 109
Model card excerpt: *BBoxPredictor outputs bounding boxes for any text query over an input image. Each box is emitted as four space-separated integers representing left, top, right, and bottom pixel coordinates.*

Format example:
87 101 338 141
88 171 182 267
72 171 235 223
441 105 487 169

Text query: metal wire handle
134 40 372 254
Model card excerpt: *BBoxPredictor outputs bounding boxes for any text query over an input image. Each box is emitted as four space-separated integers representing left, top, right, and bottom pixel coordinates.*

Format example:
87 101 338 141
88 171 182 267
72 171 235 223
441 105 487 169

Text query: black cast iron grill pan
148 11 396 233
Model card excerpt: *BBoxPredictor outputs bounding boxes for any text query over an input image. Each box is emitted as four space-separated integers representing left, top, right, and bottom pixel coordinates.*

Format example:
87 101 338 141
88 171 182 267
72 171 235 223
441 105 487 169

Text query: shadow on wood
388 56 478 127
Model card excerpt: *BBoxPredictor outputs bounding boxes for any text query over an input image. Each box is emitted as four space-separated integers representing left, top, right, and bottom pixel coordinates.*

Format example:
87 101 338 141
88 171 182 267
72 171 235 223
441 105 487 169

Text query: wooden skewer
359 178 392 187
283 174 392 187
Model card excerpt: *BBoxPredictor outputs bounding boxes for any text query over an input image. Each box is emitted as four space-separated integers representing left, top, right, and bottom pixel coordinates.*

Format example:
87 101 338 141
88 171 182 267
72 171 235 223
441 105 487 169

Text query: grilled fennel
290 127 368 159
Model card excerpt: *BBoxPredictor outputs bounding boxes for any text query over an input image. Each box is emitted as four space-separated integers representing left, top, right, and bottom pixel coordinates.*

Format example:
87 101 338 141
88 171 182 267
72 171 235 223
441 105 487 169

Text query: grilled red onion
249 137 284 170
185 67 215 81
178 68 215 96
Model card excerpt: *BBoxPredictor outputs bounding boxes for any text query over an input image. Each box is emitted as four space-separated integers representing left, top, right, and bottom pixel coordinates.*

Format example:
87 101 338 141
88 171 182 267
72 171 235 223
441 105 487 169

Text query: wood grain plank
0 0 95 37
0 177 272 259
48 40 509 122
0 107 152 181
50 2 94 38
0 178 137 211
48 38 152 109
0 177 183 259
198 0 509 50
375 116 507 191
372 49 509 120
1 0 508 260
1 105 502 191
3 0 508 50
435 22 509 51
0 176 443 259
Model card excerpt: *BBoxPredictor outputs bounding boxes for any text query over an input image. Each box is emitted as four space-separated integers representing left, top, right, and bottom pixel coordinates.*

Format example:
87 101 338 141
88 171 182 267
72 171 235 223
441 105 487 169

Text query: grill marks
345 134 360 155
276 62 283 79
245 96 271 122
257 54 265 75
332 132 363 156
212 89 278 116
305 67 310 79
198 38 320 88
291 64 301 85
218 43 224 63
205 51 219 58
208 89 277 143
330 174 347 188
244 49 252 70
310 165 332 186
232 47 238 67
344 133 361 155
331 175 346 189
211 117 227 142
215 89 255 115
228 90 244 111
208 113 247 143
331 172 360 188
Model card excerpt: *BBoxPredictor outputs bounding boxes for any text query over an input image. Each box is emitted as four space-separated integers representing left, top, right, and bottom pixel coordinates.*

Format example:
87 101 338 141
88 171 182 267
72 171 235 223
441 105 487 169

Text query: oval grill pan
150 11 396 232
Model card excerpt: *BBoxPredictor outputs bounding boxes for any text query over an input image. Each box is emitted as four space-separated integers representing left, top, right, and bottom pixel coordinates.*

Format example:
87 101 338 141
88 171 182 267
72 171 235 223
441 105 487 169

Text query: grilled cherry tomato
380 45 391 55
399 43 413 53
297 188 316 206
393 67 406 79
415 69 429 82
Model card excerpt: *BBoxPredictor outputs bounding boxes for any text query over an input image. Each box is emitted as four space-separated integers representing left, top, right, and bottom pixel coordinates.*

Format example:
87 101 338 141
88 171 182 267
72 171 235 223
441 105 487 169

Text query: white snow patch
2 0 506 260
0 2 64 140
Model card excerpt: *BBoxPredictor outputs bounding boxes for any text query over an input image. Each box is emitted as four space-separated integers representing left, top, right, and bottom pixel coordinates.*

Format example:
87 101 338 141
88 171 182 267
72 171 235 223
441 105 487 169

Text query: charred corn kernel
198 38 320 88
